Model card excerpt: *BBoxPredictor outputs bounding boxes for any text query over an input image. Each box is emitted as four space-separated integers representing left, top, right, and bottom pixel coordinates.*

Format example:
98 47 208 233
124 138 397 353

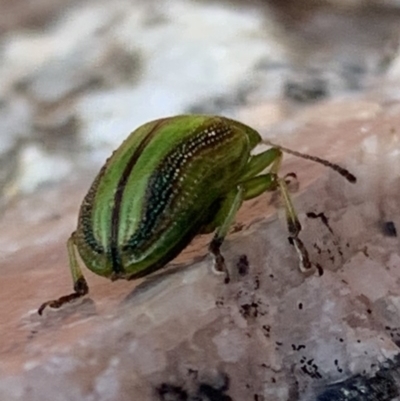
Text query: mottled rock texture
1 0 400 400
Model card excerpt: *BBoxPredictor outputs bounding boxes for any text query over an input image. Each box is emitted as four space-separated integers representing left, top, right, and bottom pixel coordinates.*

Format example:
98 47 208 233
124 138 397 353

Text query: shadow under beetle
38 115 356 314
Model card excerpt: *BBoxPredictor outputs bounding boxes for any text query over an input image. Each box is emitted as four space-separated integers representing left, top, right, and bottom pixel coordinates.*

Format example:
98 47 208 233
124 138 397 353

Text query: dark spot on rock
382 221 397 237
240 302 259 319
307 211 334 234
262 325 271 338
156 383 188 401
157 372 232 401
316 263 324 276
300 358 322 379
215 297 224 307
236 254 249 276
198 373 231 401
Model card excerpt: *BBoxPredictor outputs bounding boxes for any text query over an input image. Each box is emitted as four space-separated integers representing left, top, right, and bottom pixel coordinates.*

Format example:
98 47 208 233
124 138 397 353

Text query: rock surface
1 1 400 400
1 98 400 400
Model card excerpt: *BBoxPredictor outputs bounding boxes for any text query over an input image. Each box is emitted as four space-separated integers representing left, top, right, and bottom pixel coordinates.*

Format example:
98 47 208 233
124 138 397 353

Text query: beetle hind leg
37 277 89 315
38 233 89 315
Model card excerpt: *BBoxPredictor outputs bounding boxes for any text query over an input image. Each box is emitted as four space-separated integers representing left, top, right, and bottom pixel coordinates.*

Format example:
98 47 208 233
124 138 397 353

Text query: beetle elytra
38 115 356 314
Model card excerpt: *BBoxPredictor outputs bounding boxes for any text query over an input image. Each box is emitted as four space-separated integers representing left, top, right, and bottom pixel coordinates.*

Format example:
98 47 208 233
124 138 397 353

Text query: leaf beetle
38 115 355 314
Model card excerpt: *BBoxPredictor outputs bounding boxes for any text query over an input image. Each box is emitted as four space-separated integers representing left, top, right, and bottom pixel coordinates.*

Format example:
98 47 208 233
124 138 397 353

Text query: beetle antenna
263 139 356 183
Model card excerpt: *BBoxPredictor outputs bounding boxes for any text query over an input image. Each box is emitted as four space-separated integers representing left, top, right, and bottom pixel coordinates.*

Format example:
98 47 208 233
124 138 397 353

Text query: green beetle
38 115 355 314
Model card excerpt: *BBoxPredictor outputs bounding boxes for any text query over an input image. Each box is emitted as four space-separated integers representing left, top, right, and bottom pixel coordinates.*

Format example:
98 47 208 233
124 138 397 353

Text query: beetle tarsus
284 172 299 192
209 237 230 283
288 236 313 273
38 277 89 315
287 218 302 238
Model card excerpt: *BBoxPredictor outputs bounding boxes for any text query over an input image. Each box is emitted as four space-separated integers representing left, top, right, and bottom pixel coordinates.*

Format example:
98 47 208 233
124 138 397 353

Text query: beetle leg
277 178 312 273
209 185 244 283
38 232 89 315
263 151 312 271
284 172 299 192
241 173 277 200
240 148 282 181
241 154 312 273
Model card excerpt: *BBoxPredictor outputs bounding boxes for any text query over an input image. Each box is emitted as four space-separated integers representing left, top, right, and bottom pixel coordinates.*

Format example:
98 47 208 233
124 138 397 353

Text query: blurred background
0 0 400 203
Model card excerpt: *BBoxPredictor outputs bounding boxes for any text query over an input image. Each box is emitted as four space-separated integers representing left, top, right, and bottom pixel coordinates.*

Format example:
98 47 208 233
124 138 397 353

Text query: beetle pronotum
38 115 355 314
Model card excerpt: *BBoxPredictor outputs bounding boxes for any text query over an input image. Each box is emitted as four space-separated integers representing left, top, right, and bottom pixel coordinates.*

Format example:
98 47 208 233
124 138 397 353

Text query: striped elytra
74 115 260 279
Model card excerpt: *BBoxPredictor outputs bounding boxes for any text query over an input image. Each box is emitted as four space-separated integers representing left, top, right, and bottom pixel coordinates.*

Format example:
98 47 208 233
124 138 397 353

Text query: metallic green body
74 115 262 280
38 114 355 314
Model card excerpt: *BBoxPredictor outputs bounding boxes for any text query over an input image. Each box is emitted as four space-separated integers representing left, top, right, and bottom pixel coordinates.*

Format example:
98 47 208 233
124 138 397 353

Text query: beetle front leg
262 151 313 273
208 186 244 283
240 147 282 181
38 232 89 315
240 168 312 273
